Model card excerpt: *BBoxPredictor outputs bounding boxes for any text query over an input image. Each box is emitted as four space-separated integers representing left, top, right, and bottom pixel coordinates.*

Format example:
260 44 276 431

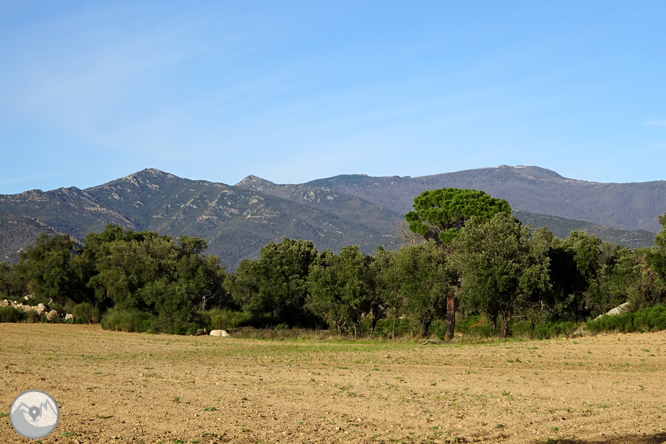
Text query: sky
1 1 665 194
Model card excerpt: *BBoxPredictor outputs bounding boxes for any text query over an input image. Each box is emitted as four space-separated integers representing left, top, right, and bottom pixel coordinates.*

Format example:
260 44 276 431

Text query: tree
371 247 405 338
547 231 602 321
0 262 28 299
451 213 550 338
224 237 318 326
647 212 666 284
226 259 260 313
405 188 512 339
405 188 511 245
234 238 318 326
20 233 89 306
87 228 229 334
78 224 170 309
394 242 456 337
307 246 373 339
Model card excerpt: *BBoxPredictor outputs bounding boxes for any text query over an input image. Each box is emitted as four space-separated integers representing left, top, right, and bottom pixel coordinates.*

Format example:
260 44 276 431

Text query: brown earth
1 324 666 444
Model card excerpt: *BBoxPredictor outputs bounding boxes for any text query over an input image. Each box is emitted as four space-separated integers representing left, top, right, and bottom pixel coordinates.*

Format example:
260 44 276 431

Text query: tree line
1 188 665 338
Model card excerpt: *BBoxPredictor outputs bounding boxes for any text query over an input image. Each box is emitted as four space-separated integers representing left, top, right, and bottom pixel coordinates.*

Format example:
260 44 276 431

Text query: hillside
0 166 661 268
308 165 666 233
0 169 403 269
0 214 74 262
512 210 655 250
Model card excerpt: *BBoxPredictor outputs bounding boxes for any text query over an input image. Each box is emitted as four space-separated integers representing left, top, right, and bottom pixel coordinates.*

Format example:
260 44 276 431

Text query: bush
455 315 493 338
101 310 156 333
533 321 576 340
586 305 666 333
206 308 250 330
0 306 26 323
26 311 43 323
509 318 536 339
72 302 101 324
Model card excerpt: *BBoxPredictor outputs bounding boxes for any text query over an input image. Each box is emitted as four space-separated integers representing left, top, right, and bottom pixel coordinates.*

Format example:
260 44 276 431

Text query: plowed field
1 324 666 443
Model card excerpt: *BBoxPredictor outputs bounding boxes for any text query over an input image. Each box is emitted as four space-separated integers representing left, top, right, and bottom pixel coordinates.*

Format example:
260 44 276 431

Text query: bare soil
1 324 666 444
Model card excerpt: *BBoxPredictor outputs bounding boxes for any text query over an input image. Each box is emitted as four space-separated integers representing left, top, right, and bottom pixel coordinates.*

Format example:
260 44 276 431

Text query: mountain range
0 166 663 269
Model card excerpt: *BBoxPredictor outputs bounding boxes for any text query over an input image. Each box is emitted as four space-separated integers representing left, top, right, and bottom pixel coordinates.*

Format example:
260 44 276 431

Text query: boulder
36 303 49 315
210 330 231 337
65 313 75 321
46 310 58 321
594 301 631 321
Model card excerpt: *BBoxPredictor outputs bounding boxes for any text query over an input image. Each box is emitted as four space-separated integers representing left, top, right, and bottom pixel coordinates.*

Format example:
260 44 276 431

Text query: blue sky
1 1 665 194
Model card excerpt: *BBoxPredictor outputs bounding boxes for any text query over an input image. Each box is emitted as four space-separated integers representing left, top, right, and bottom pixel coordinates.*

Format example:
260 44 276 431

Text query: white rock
209 330 231 337
594 301 631 321
65 313 75 321
46 310 58 321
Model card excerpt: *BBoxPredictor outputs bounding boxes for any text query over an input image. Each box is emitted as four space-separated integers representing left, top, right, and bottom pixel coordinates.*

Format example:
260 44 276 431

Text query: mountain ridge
307 165 666 233
0 165 662 269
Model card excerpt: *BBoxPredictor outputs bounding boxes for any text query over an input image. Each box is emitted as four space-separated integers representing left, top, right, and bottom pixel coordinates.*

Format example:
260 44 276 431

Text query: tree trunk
421 315 433 337
501 308 513 338
369 303 381 335
445 290 457 340
392 316 397 339
353 322 359 340
490 308 499 332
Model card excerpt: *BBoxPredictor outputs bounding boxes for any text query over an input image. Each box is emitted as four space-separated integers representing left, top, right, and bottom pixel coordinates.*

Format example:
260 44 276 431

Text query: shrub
586 305 666 333
508 318 535 339
205 308 250 330
101 310 156 333
455 315 493 338
26 311 43 323
0 306 26 323
72 302 101 324
533 321 576 340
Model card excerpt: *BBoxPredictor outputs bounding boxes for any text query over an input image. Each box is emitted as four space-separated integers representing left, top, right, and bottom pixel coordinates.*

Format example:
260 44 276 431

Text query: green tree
547 230 602 321
226 259 260 313
394 242 456 337
405 188 512 339
371 247 405 338
79 224 170 309
20 233 89 306
587 244 639 315
647 212 666 284
405 188 511 245
451 213 550 337
227 238 318 326
307 246 373 339
0 262 28 299
88 228 228 334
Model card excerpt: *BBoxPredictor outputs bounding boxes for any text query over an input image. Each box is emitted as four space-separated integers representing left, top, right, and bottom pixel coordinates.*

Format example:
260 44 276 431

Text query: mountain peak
235 175 276 188
124 168 176 180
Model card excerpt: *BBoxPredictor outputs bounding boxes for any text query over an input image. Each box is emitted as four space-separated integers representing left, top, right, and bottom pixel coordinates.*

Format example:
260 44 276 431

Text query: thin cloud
645 120 666 127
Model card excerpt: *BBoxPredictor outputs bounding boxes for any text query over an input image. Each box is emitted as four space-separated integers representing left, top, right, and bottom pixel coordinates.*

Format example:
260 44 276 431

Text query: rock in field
210 330 231 337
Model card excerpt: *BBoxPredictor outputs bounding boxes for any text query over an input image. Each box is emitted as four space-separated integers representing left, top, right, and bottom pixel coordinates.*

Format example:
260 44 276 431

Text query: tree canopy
451 212 551 337
405 188 512 245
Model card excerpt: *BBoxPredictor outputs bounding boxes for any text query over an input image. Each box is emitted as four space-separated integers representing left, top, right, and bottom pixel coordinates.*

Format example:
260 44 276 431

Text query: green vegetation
1 186 665 340
451 213 550 337
586 305 666 333
405 188 511 245
0 305 26 323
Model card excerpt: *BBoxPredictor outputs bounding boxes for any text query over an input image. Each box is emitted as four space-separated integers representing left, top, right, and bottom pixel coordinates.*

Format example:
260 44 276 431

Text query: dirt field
1 324 666 444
